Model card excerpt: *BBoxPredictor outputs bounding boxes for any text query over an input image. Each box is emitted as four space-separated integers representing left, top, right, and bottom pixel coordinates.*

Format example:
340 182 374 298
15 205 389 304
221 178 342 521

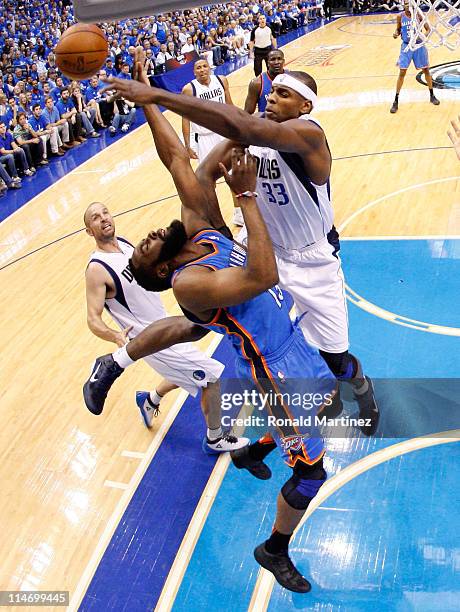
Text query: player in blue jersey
84 53 337 593
244 49 285 114
390 1 440 113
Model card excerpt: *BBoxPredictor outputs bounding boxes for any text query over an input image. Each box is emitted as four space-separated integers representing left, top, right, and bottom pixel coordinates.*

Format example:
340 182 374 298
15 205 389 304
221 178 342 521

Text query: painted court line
155 403 253 611
68 334 223 612
121 450 146 459
248 431 460 609
155 454 232 611
104 480 129 490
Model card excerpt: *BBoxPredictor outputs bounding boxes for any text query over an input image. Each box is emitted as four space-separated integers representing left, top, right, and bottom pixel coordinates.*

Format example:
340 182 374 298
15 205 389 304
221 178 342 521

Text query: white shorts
236 229 349 353
142 341 225 397
194 131 224 163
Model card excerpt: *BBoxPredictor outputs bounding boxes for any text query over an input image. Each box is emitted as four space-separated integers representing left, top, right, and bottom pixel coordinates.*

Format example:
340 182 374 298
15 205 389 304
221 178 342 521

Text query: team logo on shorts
417 60 460 89
281 435 305 453
193 369 206 381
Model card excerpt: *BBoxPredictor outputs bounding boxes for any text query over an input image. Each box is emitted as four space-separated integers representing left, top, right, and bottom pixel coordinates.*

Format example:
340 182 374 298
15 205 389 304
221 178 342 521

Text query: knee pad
281 461 327 510
320 350 358 380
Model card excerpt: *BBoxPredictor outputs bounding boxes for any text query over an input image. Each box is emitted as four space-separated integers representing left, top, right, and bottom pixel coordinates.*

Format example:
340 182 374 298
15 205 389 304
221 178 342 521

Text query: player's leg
391 67 407 113
141 346 250 452
254 458 327 593
200 379 250 452
276 246 379 435
419 60 440 106
135 378 178 428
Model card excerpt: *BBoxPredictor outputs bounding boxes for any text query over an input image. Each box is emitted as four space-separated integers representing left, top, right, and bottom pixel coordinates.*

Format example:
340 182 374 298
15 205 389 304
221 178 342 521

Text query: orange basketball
55 23 108 80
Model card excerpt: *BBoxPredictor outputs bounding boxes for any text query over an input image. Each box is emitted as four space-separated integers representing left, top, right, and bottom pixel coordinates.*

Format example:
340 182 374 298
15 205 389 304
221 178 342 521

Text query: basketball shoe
136 391 160 428
203 433 250 454
83 354 124 415
354 376 379 436
254 543 311 593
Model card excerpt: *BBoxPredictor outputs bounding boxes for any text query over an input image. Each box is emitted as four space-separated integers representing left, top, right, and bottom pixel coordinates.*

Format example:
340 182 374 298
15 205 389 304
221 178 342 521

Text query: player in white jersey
103 69 379 435
181 59 244 227
84 203 249 453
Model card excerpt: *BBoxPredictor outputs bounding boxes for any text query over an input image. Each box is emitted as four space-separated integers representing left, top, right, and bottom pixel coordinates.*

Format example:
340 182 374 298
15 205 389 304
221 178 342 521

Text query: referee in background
249 14 277 77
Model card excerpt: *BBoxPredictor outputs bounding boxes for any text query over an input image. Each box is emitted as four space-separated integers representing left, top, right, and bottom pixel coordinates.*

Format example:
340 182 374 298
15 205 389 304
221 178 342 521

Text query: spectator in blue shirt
29 102 64 157
42 96 73 149
56 86 85 144
0 121 33 178
117 63 132 80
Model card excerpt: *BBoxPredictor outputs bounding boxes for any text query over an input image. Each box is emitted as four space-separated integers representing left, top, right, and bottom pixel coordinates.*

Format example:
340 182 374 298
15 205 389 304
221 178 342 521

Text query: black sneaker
254 543 311 593
430 94 440 106
354 375 379 436
231 445 272 480
83 354 124 415
390 100 398 114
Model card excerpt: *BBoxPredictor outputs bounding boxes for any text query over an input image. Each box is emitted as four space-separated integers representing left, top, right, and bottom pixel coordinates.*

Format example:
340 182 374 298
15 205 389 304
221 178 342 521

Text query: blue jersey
401 12 416 44
172 229 293 362
173 228 335 467
258 71 273 113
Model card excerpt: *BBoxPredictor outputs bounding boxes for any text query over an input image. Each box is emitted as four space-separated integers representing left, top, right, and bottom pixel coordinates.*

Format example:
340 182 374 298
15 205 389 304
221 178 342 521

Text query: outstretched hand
219 148 257 196
447 115 460 160
101 74 158 106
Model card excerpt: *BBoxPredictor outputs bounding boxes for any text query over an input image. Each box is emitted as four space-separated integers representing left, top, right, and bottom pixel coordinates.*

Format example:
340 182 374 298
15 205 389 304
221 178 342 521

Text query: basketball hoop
407 0 460 51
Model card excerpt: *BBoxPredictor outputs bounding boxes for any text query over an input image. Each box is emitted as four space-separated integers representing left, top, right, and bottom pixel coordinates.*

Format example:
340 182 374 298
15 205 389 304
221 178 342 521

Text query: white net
407 0 460 50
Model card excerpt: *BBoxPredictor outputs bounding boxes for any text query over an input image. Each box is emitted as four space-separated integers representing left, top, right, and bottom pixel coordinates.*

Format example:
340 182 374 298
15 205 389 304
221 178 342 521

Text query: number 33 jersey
249 116 334 252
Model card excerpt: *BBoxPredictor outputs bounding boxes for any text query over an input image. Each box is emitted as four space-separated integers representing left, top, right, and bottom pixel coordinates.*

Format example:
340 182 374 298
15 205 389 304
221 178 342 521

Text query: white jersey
88 237 225 396
249 116 334 254
190 75 225 136
88 237 167 338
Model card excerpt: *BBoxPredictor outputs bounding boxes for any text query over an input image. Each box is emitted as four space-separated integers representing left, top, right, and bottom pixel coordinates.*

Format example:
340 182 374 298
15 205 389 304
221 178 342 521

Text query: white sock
112 345 135 369
207 426 223 442
150 390 162 406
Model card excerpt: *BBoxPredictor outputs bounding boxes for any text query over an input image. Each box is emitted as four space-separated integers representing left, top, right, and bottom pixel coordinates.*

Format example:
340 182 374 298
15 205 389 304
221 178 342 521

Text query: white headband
272 73 317 108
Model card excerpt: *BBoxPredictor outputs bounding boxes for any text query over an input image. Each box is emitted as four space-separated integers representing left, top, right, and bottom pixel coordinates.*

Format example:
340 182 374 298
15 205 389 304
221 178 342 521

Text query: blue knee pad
281 463 327 510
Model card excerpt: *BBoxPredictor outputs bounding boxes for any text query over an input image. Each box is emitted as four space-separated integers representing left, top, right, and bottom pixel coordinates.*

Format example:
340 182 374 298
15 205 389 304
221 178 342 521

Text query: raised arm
132 53 210 235
174 150 278 315
102 77 324 154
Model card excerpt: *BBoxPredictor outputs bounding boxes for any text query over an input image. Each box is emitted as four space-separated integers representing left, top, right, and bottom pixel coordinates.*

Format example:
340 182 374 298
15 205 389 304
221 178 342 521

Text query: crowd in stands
0 0 357 196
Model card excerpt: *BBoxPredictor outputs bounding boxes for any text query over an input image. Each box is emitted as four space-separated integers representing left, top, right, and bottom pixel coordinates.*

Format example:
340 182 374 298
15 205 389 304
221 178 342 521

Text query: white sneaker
121 124 129 132
203 433 250 454
233 207 244 226
24 169 34 176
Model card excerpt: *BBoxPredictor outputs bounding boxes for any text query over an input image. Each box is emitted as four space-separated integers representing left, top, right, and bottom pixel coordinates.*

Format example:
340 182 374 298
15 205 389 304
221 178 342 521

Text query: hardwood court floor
0 15 458 608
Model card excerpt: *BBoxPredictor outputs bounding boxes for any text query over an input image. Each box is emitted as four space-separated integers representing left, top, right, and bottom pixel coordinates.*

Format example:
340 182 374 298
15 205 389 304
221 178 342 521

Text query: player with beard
84 54 337 593
101 64 379 441
244 49 286 114
84 202 249 453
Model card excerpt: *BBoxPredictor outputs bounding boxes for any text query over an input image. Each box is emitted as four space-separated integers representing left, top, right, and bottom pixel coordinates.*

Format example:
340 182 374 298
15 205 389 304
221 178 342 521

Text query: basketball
55 23 108 80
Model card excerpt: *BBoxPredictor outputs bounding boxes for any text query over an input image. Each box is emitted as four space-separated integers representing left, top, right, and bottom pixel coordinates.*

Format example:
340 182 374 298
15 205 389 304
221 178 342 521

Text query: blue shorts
235 326 336 467
398 43 429 69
